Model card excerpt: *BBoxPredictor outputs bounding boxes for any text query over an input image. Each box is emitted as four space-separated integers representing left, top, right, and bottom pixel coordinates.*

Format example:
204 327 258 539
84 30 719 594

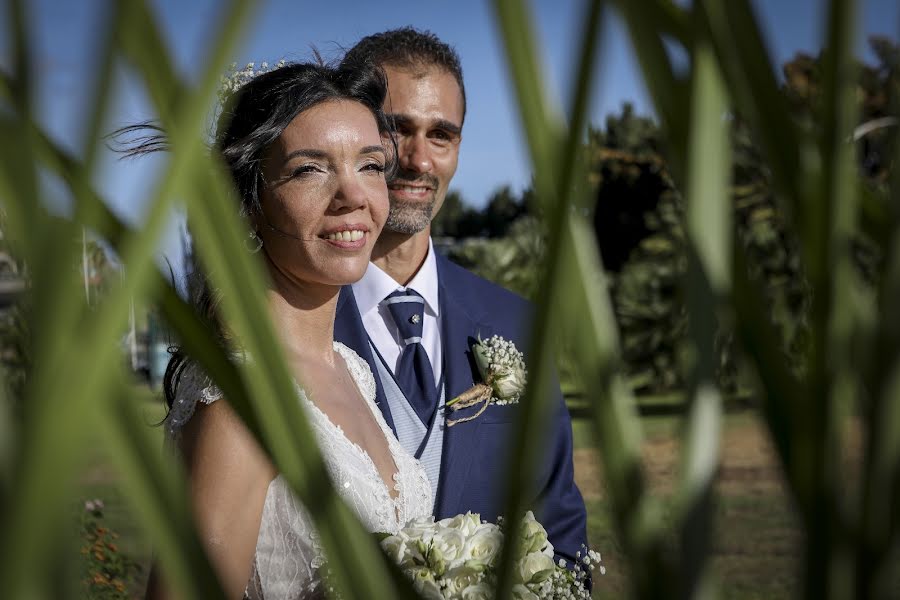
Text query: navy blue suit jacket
334 252 588 565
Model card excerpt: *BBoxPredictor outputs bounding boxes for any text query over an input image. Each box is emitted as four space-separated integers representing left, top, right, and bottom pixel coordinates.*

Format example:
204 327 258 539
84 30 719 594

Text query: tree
585 104 690 392
431 189 486 238
594 37 900 394
445 216 545 299
483 185 527 238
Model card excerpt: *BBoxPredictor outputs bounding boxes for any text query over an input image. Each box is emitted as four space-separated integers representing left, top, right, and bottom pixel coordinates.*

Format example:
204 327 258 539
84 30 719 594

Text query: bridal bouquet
379 512 603 599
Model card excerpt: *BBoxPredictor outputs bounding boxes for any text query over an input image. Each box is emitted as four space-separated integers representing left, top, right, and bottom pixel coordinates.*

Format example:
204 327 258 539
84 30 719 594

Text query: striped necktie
383 289 437 425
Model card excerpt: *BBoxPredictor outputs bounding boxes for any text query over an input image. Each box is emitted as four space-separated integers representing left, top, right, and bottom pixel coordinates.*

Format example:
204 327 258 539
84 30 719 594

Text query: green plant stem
490 1 605 599
674 19 731 597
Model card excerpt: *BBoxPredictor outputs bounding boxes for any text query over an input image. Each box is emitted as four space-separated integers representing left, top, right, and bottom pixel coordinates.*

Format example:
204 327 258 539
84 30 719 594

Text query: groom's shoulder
436 253 532 316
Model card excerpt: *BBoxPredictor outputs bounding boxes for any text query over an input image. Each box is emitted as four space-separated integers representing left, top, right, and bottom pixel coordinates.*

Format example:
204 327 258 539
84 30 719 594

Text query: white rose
412 575 444 600
398 539 427 566
492 365 526 400
518 552 555 585
462 526 503 569
401 515 437 544
511 583 539 600
518 511 549 556
431 528 466 566
442 564 483 598
380 534 413 567
405 514 436 527
541 539 555 558
437 512 482 537
460 582 493 600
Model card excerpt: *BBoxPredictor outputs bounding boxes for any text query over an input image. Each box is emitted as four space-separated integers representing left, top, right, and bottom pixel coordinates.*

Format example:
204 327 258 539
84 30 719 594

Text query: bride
142 61 433 599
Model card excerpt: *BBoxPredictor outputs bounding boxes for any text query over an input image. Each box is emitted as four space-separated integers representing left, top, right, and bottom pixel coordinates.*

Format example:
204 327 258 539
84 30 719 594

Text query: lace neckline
168 341 425 528
299 342 406 516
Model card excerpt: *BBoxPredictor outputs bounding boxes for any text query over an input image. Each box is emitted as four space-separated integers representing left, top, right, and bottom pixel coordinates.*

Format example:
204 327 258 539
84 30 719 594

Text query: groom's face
381 64 464 235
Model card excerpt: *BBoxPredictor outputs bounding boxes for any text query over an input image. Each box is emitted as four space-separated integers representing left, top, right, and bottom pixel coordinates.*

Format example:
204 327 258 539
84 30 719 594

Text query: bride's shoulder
166 361 224 439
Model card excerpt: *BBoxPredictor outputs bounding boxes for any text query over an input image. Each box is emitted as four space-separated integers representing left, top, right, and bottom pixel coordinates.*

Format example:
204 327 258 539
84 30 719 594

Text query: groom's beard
385 172 439 234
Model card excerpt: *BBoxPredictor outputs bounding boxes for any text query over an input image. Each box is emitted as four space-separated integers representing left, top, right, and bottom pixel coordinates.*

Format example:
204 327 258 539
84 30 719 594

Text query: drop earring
246 230 263 253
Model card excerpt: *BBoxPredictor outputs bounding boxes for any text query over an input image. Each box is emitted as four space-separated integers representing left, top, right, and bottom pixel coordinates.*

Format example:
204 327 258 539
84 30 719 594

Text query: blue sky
2 0 898 269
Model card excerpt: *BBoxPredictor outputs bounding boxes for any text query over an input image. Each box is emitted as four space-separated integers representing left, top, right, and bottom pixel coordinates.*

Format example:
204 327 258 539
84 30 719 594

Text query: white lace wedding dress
166 342 433 599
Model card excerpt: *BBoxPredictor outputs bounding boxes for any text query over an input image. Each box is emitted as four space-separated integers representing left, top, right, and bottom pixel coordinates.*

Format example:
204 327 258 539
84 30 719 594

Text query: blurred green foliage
443 37 899 399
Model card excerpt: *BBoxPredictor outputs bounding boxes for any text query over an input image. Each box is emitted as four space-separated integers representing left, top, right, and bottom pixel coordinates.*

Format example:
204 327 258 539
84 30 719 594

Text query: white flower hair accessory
446 335 527 426
217 59 287 105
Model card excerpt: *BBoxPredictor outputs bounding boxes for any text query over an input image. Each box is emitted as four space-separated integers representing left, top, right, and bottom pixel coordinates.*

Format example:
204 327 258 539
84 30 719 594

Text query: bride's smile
317 223 371 248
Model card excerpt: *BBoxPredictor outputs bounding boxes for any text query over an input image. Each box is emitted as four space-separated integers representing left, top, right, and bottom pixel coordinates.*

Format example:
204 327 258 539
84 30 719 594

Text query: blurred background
1 0 898 598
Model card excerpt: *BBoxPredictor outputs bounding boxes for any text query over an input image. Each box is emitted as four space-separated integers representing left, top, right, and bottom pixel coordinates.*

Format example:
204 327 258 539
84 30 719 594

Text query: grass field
74 395 857 599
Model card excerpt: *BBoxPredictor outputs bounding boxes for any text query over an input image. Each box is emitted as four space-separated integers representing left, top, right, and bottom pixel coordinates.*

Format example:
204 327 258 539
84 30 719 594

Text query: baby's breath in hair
217 60 287 105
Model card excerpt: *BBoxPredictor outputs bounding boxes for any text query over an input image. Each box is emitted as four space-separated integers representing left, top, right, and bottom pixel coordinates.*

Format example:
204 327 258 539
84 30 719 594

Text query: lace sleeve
165 362 224 440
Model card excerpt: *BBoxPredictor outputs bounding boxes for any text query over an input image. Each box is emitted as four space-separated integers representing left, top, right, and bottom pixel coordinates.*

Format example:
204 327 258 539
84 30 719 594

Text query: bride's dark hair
114 60 395 409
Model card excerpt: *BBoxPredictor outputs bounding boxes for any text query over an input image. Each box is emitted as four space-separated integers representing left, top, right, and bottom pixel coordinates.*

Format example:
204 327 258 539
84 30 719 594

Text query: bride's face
257 99 389 287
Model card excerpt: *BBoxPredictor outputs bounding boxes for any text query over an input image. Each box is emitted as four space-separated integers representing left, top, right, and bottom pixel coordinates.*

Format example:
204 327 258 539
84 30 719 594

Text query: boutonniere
445 335 527 426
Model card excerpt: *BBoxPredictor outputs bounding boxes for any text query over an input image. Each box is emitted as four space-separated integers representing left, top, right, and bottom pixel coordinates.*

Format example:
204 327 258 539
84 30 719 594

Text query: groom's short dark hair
342 27 466 122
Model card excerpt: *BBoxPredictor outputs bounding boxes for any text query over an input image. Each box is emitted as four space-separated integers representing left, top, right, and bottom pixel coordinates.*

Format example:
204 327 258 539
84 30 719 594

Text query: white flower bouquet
379 511 603 599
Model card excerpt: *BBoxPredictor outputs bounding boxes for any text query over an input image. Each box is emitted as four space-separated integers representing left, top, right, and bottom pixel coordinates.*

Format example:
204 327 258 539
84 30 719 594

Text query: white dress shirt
351 239 443 386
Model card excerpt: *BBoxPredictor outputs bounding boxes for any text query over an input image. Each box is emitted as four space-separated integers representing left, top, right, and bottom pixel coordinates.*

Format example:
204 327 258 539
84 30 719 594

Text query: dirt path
574 413 796 501
574 413 811 599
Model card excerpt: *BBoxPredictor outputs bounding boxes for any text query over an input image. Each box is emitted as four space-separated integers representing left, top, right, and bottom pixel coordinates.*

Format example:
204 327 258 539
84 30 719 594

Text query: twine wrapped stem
446 380 494 427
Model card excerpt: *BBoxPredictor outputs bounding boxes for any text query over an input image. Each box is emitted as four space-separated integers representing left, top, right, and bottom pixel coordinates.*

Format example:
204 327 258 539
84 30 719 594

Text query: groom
335 28 587 564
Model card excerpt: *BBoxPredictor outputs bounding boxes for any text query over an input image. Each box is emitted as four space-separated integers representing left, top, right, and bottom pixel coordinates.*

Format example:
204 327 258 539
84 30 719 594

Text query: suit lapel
434 256 493 517
334 286 396 435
